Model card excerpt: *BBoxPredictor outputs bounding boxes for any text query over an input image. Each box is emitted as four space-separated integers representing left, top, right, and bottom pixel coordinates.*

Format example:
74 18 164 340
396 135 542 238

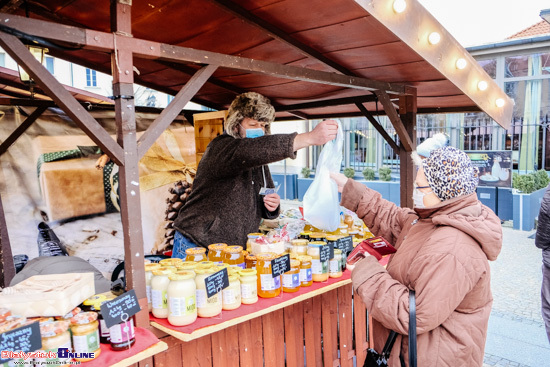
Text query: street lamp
17 45 47 98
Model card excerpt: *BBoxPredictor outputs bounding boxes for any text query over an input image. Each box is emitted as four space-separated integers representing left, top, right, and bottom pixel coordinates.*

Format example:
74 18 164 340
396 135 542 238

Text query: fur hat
225 92 275 138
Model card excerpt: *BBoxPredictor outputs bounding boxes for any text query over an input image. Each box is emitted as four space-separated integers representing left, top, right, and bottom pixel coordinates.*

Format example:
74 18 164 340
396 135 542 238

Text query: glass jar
185 247 207 262
151 269 173 318
167 271 197 326
208 243 228 264
307 242 329 282
338 225 349 236
246 233 262 252
256 253 281 298
291 239 308 256
195 267 222 318
94 301 111 344
329 249 343 278
196 261 215 270
223 246 245 269
177 261 199 274
245 255 257 269
282 260 301 293
81 294 107 312
238 269 258 304
297 255 313 287
145 263 162 312
36 320 72 367
159 258 183 267
309 232 327 242
109 318 135 351
299 231 311 240
222 275 241 311
326 235 340 249
70 312 101 361
227 266 241 278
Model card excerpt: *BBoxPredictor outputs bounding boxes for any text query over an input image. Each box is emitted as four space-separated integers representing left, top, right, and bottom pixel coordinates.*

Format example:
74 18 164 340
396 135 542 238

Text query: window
45 57 54 74
86 68 97 87
0 53 5 67
478 59 496 79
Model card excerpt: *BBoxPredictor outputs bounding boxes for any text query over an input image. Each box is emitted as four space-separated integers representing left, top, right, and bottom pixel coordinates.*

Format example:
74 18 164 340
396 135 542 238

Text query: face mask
413 188 431 208
245 127 265 138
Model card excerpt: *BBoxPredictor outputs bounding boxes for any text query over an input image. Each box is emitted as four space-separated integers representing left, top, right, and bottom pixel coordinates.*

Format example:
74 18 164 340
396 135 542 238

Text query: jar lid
326 235 341 241
152 269 173 276
208 243 228 250
196 261 215 269
214 263 229 270
309 232 327 238
40 320 70 337
70 311 98 325
256 252 277 260
246 254 257 260
185 247 207 255
239 268 257 276
339 224 349 229
227 266 241 276
57 307 81 320
297 255 313 262
228 274 239 282
159 258 183 267
291 239 308 246
242 250 249 256
334 249 343 254
145 263 162 271
308 241 326 247
247 233 263 238
83 294 107 306
300 231 311 235
178 261 199 270
169 271 195 281
223 245 244 254
290 259 301 268
159 265 178 273
194 267 217 275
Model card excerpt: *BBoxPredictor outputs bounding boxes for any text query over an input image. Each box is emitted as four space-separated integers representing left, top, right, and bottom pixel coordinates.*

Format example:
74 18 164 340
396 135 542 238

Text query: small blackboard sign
102 289 142 328
337 236 354 253
0 321 41 364
271 254 291 278
320 244 332 262
205 268 229 298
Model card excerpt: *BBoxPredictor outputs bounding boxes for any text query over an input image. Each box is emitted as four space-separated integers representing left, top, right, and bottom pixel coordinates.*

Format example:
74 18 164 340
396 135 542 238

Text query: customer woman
330 141 502 366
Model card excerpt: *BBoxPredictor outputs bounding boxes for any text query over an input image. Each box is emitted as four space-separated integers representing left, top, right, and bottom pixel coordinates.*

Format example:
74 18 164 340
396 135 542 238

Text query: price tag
337 236 354 253
320 244 332 262
205 268 229 298
0 322 41 364
101 289 142 328
271 254 291 278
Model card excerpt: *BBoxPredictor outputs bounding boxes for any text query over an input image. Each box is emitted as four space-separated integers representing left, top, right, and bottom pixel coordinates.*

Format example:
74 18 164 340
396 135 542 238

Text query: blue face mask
245 128 265 138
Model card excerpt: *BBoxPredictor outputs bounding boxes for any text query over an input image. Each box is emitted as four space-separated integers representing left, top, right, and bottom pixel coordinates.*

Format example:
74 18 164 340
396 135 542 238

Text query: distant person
535 183 550 344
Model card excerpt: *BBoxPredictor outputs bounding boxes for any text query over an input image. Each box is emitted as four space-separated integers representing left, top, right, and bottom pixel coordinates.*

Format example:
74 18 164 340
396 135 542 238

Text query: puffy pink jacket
342 180 502 367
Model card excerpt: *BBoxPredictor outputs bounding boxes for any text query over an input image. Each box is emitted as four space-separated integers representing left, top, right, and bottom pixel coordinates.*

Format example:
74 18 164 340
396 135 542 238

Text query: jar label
196 289 220 307
73 329 99 353
241 283 257 299
329 259 340 273
152 289 168 309
283 273 300 289
300 268 312 282
260 274 280 291
146 285 152 303
222 288 240 305
110 320 135 343
100 318 110 337
35 340 72 364
169 296 196 316
312 259 328 274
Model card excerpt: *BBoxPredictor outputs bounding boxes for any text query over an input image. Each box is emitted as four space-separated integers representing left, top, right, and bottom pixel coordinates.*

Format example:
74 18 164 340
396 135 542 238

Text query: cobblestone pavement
482 225 549 367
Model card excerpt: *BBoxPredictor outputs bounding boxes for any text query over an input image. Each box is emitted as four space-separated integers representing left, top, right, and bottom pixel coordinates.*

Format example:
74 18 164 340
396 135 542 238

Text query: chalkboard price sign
205 268 229 298
102 289 142 328
271 254 291 278
0 322 41 364
337 236 354 253
320 244 332 262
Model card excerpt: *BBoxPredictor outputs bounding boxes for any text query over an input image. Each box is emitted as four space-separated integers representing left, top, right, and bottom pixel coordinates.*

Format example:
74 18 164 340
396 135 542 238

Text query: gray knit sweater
173 132 298 249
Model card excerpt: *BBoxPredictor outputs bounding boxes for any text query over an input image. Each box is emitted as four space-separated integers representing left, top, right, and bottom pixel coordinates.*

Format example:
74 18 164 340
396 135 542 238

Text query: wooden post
0 193 15 287
399 87 417 208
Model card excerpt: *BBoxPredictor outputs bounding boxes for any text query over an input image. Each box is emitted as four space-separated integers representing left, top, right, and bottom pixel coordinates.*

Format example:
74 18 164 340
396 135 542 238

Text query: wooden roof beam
276 95 377 112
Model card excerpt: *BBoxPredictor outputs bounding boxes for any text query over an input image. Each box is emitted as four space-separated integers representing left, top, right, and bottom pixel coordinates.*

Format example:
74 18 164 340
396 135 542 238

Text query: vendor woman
172 92 338 258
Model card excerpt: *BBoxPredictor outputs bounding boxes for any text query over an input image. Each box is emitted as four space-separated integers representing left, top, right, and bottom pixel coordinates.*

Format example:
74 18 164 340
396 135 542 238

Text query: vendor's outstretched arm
293 120 338 151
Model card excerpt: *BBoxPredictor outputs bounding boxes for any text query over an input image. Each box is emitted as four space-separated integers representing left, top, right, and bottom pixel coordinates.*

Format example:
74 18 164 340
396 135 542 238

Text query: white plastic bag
303 120 344 232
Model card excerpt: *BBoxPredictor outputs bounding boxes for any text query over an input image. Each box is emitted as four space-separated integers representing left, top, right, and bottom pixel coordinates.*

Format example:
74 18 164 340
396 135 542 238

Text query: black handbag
363 290 417 367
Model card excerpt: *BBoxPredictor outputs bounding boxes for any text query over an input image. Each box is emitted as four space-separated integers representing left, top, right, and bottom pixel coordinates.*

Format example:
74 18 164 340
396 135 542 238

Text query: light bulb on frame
428 32 441 45
477 81 488 91
496 98 505 108
455 58 467 70
393 0 407 13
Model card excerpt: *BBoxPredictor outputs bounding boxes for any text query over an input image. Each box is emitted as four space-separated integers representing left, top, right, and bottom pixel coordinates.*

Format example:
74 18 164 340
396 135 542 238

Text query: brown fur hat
225 92 275 138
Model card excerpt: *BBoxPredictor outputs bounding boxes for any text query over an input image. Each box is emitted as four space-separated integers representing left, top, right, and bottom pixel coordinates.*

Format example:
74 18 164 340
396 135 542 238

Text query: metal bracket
112 95 134 100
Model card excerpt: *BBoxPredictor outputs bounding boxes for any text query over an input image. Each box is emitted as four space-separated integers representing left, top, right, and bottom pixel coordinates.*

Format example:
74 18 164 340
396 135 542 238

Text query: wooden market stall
0 0 513 366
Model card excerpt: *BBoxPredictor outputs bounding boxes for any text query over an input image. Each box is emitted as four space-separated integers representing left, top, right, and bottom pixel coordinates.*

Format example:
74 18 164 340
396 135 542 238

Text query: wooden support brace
355 102 400 153
375 90 413 152
0 193 14 288
0 105 46 156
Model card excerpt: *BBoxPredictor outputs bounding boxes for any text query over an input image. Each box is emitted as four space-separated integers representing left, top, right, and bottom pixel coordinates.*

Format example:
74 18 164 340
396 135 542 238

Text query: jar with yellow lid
223 246 245 269
309 232 327 242
282 260 301 293
70 312 101 361
195 267 222 318
297 255 313 287
159 258 183 267
36 320 72 366
207 243 227 263
291 239 308 256
307 242 329 282
167 271 197 326
238 269 258 304
246 233 262 252
151 269 173 318
81 294 107 312
329 249 343 278
145 263 162 312
185 247 207 262
256 253 281 298
227 266 241 277
299 231 311 240
195 261 215 270
337 224 349 236
177 261 199 274
222 274 241 311
245 254 257 269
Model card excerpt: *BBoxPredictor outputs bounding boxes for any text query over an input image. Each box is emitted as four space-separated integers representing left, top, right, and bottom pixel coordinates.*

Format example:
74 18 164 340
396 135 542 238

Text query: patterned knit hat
422 146 479 201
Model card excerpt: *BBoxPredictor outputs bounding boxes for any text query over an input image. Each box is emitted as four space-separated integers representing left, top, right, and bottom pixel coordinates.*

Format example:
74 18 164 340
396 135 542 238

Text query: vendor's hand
310 119 338 145
330 172 348 193
263 193 280 212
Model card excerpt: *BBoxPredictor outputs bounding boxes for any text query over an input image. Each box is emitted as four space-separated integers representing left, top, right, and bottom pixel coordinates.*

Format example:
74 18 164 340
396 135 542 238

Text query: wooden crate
194 110 227 166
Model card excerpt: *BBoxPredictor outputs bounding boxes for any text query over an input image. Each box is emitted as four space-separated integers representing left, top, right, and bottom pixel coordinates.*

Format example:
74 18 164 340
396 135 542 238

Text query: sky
418 0 549 47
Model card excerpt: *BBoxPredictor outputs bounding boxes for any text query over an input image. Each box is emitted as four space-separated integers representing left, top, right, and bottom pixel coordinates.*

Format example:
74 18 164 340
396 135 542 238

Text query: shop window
478 59 496 79
505 53 550 78
86 68 97 87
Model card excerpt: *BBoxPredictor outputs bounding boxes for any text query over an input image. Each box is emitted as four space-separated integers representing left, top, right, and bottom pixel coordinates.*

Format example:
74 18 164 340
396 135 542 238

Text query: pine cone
156 180 193 254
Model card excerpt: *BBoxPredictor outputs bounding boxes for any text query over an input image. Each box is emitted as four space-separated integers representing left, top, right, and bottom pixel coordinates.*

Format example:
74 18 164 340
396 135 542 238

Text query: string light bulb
495 98 505 108
455 58 467 70
393 0 407 13
428 32 441 45
477 81 488 91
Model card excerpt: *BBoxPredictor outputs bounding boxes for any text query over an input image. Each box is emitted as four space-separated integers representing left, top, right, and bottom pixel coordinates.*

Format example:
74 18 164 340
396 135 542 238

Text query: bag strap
381 330 398 355
408 290 417 367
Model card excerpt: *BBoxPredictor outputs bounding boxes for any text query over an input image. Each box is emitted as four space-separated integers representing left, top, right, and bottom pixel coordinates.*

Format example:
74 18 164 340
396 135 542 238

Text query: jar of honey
256 253 281 298
70 312 101 361
195 267 222 318
167 271 197 326
329 249 343 278
299 231 311 240
159 258 183 267
222 275 242 311
338 224 349 236
185 247 207 262
238 269 258 304
291 239 308 256
223 246 245 269
196 261 215 270
36 320 72 366
309 232 327 242
245 254 257 269
282 260 301 293
297 255 313 287
151 269 173 318
307 242 329 282
208 243 227 264
177 261 199 274
326 235 341 251
145 263 161 312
